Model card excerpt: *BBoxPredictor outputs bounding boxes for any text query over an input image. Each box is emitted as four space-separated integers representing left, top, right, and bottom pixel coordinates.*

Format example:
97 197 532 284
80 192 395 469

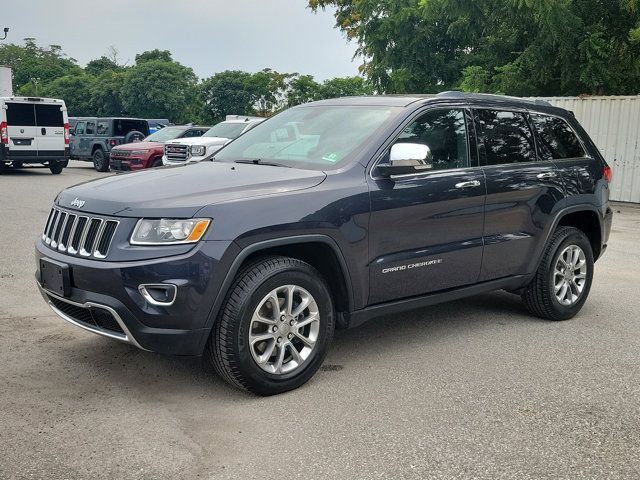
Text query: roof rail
436 91 554 107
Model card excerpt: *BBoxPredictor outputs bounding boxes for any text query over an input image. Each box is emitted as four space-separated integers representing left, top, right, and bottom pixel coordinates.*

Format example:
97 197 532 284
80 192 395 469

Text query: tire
49 161 64 174
93 148 109 172
207 256 335 395
124 130 145 144
522 226 594 320
151 157 163 168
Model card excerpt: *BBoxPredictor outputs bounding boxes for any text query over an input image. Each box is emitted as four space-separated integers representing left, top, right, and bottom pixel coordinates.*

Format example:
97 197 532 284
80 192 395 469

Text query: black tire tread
522 226 588 320
208 255 328 393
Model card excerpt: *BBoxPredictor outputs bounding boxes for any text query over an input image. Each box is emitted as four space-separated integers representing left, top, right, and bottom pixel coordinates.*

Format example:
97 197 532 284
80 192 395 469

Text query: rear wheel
522 226 594 320
207 256 335 395
49 161 65 174
93 148 109 172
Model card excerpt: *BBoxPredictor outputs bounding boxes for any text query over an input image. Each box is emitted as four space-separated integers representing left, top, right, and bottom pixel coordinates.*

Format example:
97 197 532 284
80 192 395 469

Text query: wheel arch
203 235 354 340
91 143 105 155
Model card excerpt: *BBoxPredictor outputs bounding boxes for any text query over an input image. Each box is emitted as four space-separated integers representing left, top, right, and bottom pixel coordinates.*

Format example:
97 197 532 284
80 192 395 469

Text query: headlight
129 150 149 155
130 218 211 245
190 145 206 156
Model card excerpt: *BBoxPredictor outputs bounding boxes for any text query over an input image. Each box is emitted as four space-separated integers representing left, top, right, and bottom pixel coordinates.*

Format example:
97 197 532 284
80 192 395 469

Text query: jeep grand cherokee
35 93 613 395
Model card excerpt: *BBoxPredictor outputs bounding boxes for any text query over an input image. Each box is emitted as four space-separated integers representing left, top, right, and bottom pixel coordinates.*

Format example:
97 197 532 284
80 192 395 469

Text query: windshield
204 122 248 139
144 127 186 142
214 105 400 170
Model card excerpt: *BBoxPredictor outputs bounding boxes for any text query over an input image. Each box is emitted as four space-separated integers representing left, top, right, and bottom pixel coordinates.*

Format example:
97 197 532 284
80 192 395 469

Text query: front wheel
522 226 594 320
207 256 335 395
93 149 109 172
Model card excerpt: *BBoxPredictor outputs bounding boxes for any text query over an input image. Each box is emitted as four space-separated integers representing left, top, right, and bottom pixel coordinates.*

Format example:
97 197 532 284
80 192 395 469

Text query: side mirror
377 143 433 176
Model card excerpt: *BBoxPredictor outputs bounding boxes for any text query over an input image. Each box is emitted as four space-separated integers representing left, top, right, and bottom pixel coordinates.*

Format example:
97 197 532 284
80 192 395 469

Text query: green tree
85 56 123 76
0 38 82 92
40 74 96 116
320 76 374 98
89 70 128 116
309 0 640 95
135 49 173 64
286 74 323 106
247 69 294 116
200 70 255 122
120 60 198 122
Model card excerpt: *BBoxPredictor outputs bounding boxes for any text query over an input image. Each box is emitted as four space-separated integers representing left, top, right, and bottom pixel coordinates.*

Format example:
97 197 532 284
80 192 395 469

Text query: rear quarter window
113 119 149 136
530 114 586 160
6 103 36 126
35 104 64 127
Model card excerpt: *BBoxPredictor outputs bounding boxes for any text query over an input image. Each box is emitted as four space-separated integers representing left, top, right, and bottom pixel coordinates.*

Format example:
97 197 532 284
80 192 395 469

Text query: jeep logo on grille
70 197 85 208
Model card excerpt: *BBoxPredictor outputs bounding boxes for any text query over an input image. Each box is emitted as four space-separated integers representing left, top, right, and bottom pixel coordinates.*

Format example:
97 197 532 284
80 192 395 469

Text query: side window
86 121 95 135
75 122 86 135
530 114 586 160
96 121 109 135
6 103 36 126
184 129 203 138
477 110 535 165
393 109 470 170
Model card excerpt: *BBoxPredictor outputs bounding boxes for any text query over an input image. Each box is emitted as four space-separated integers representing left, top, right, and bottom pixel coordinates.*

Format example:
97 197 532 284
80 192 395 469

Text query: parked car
0 96 69 174
146 119 171 134
163 115 264 165
36 93 613 395
110 125 211 171
69 117 149 172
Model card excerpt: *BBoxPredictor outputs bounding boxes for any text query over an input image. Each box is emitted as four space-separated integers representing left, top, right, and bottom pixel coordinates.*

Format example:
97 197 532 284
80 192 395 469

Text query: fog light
139 284 177 306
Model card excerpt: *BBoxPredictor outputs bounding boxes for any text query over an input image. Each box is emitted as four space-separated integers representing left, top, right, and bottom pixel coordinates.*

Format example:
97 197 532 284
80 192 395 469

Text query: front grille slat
165 144 190 162
48 295 125 335
42 207 119 259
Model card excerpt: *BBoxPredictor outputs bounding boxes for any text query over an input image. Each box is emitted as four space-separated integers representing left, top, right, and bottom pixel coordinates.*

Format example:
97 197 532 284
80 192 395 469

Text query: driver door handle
455 180 481 189
537 172 556 179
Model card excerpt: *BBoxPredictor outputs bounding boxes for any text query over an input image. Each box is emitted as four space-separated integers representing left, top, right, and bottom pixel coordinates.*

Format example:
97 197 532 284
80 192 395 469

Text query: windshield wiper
234 159 291 168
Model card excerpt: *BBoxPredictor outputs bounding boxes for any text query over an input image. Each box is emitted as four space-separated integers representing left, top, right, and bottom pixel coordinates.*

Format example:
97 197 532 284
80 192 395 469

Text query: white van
0 97 70 174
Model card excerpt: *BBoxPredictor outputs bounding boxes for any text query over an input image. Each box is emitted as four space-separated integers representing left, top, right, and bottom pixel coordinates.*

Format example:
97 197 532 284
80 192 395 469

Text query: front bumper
35 238 240 355
110 156 149 171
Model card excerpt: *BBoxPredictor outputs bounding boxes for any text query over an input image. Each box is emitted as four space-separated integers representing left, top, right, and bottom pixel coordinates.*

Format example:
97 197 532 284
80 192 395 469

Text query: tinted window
531 114 585 160
96 121 109 135
394 109 469 170
75 122 86 135
183 128 206 138
6 103 36 126
113 119 149 136
35 104 64 127
478 110 535 165
204 122 248 139
86 121 95 135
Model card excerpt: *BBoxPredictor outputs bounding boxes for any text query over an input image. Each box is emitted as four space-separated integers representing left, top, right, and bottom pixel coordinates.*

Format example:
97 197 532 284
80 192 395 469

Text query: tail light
604 165 612 184
110 138 117 147
63 123 70 145
0 121 7 144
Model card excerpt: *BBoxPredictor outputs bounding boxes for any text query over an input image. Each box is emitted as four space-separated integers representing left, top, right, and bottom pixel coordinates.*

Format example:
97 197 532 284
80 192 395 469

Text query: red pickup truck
109 125 210 171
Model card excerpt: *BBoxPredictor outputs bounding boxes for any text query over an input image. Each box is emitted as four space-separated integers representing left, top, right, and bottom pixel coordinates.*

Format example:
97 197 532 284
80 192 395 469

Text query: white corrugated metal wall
535 96 640 203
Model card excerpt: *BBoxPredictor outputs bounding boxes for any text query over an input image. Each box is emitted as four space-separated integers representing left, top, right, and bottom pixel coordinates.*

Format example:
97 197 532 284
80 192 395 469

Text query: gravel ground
1 162 639 479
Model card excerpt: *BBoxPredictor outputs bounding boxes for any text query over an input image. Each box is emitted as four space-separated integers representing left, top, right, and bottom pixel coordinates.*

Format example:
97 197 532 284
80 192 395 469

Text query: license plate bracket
40 258 71 297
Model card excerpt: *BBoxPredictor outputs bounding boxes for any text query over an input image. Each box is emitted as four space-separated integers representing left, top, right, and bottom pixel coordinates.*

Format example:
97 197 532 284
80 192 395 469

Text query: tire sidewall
93 149 108 172
545 230 594 319
231 266 334 394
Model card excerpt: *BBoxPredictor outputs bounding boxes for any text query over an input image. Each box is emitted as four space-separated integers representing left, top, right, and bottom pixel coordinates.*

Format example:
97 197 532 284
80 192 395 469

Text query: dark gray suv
69 117 149 172
37 93 613 395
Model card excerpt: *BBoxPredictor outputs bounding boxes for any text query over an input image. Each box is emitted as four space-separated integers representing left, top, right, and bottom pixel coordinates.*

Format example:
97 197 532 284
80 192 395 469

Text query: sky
4 0 359 81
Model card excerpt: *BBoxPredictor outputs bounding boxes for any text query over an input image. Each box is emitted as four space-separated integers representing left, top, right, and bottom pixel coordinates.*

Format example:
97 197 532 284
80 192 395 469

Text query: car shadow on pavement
51 289 541 399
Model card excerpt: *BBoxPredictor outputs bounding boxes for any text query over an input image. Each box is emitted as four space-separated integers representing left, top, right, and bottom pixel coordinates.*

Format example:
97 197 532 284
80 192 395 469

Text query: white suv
163 116 264 165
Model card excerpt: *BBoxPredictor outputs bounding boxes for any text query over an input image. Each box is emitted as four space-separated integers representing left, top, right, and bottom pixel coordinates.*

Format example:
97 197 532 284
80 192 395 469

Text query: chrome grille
42 207 119 259
164 144 190 162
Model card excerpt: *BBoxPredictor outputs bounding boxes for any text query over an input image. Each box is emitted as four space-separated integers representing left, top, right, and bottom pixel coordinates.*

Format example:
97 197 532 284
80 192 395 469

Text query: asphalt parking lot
1 162 640 479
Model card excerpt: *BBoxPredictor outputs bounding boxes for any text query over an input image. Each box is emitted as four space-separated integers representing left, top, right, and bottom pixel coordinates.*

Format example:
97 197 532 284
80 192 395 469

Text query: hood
56 162 327 218
164 137 228 147
114 141 164 151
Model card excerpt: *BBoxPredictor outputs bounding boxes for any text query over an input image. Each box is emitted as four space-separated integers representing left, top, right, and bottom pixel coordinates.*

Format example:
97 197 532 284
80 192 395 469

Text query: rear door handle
455 180 481 189
537 172 556 179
